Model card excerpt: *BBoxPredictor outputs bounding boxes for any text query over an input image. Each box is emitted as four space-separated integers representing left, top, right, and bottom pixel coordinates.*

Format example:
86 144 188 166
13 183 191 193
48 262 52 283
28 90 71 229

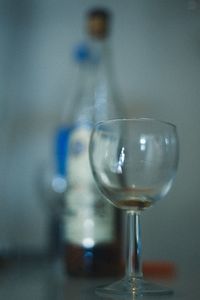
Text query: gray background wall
0 0 200 274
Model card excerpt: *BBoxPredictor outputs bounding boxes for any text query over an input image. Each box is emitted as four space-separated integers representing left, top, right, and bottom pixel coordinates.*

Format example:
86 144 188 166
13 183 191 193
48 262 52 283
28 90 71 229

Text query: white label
64 124 115 246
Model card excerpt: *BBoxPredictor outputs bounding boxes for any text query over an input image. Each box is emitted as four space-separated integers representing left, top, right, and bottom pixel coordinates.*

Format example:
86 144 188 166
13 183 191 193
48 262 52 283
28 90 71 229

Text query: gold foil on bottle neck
87 8 110 39
87 17 108 39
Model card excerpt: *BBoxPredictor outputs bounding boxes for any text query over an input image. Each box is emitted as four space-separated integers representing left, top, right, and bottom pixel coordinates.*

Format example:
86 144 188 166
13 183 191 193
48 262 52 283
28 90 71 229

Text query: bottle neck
63 36 123 124
88 37 118 120
88 37 112 79
60 59 94 125
72 59 96 124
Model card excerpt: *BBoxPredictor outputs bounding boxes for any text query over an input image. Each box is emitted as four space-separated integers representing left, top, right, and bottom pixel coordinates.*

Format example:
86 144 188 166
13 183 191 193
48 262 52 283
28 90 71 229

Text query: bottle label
63 123 115 246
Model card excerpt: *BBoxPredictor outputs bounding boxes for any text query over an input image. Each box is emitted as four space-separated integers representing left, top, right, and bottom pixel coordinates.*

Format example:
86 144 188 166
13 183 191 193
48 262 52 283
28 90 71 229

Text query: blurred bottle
59 8 124 277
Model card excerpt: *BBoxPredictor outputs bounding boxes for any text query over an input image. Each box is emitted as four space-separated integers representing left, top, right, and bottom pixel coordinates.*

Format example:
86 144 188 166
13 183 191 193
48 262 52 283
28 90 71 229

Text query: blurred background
0 0 199 274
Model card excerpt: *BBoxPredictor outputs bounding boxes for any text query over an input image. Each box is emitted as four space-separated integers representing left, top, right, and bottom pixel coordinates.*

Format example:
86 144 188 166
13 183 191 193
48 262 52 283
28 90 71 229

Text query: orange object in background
143 261 176 280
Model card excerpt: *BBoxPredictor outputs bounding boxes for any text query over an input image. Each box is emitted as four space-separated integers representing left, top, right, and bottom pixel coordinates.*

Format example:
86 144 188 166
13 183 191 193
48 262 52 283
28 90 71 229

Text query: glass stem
125 211 143 278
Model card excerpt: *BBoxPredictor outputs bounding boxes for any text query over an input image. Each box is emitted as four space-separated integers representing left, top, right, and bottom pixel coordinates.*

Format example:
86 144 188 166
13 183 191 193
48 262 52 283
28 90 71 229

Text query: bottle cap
86 8 111 39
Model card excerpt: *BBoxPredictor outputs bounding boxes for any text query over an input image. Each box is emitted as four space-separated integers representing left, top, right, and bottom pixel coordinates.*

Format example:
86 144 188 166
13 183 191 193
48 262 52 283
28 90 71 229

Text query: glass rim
95 118 177 129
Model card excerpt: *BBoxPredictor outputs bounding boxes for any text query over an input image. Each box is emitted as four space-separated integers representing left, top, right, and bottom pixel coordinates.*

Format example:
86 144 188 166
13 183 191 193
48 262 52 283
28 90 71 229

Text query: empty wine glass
89 118 179 297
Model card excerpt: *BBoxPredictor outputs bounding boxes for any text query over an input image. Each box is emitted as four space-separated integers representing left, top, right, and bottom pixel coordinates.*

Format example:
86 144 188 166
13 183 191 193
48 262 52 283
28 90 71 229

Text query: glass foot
95 276 173 298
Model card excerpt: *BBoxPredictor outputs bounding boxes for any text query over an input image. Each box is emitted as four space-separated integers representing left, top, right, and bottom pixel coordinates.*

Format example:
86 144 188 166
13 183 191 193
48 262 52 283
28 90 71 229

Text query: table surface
0 257 199 300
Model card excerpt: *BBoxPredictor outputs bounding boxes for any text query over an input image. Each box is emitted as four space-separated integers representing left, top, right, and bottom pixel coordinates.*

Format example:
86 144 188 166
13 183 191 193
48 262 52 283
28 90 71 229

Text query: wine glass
89 118 179 297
